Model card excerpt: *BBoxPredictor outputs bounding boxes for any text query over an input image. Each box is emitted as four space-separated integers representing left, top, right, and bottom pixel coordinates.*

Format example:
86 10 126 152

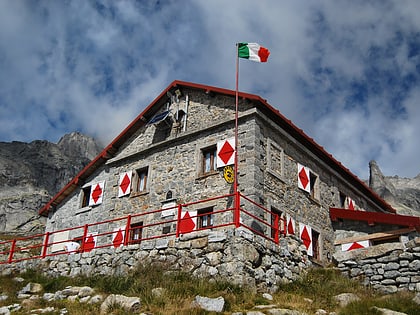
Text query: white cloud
0 0 419 179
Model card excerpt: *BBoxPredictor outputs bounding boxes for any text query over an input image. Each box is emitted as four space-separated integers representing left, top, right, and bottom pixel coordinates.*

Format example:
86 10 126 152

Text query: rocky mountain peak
369 160 420 216
57 131 103 160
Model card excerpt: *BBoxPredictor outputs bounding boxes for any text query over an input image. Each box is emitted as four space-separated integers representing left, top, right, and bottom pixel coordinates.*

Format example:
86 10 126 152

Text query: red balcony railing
0 192 286 264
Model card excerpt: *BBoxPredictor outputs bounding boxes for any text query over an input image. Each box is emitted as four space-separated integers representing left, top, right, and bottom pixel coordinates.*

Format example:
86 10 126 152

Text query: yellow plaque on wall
223 165 234 184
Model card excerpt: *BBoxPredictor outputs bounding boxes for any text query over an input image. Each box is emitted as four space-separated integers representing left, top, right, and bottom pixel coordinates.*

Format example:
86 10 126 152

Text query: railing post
274 214 279 244
8 239 16 263
234 191 240 228
176 204 183 238
124 215 132 246
81 224 88 253
42 232 50 258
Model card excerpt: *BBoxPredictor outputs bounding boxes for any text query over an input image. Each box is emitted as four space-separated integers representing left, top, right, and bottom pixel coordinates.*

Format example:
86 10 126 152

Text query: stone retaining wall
1 228 311 292
333 237 420 293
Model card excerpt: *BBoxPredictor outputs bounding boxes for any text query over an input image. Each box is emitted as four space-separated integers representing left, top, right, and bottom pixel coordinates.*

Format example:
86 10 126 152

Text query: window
267 139 284 179
270 207 283 239
81 186 91 208
339 192 346 208
130 222 143 244
309 171 319 200
312 229 320 260
201 146 217 174
133 167 148 193
197 207 213 229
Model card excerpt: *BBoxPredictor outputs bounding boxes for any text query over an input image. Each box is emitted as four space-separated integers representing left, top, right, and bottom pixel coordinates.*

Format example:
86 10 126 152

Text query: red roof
39 80 396 216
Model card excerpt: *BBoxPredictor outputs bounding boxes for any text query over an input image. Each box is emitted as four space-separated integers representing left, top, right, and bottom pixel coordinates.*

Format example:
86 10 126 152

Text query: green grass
0 265 418 314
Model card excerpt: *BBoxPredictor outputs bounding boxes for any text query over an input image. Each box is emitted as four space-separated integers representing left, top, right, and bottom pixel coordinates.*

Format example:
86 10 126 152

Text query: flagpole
234 43 240 227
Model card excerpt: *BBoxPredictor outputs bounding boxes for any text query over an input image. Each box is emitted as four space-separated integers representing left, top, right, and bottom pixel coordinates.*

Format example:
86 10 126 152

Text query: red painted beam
330 207 420 228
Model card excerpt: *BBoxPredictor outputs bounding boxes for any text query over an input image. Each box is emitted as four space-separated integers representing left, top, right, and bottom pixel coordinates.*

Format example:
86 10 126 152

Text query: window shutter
83 232 97 252
179 210 197 234
346 196 355 210
89 181 105 206
118 171 132 197
112 226 125 248
299 223 313 256
341 240 369 251
286 214 295 235
216 138 235 167
297 164 311 193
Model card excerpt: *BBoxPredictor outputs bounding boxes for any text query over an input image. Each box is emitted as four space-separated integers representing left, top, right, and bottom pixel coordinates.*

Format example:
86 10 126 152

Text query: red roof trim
39 80 397 215
330 207 420 228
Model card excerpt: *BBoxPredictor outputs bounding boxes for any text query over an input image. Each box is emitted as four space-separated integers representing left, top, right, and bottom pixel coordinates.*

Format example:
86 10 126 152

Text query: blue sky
0 0 419 180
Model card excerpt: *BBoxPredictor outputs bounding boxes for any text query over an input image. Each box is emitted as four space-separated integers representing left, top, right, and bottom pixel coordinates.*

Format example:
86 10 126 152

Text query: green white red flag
238 42 270 62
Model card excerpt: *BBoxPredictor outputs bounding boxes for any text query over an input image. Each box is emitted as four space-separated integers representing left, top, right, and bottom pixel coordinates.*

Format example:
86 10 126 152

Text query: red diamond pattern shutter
217 138 235 168
179 210 197 234
89 181 105 206
341 240 369 251
346 196 356 210
297 164 311 193
83 233 97 252
286 214 295 235
118 171 132 197
299 223 313 256
112 226 125 248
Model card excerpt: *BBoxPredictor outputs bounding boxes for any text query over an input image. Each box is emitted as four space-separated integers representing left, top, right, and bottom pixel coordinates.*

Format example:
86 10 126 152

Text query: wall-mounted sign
223 165 235 184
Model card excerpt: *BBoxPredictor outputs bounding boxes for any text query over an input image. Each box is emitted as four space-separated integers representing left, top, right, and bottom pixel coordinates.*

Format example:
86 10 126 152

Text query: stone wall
1 229 310 293
333 237 420 293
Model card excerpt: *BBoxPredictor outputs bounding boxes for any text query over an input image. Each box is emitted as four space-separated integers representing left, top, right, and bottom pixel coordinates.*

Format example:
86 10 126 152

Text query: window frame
197 207 214 229
81 186 91 208
200 145 218 176
133 167 149 194
129 221 143 244
309 171 320 201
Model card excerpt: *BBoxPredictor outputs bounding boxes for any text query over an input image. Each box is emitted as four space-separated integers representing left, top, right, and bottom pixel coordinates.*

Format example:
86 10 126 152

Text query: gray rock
333 293 360 307
100 294 141 314
371 306 407 315
192 295 225 312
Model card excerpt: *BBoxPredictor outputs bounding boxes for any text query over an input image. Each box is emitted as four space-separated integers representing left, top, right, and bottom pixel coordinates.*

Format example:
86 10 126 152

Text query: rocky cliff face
0 132 102 235
369 160 420 216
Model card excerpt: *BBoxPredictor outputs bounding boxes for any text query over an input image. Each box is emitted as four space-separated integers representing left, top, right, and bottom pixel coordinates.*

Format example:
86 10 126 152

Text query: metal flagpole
234 43 240 227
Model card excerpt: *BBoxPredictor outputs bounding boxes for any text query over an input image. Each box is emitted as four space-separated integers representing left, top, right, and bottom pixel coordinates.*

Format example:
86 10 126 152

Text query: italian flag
238 43 270 62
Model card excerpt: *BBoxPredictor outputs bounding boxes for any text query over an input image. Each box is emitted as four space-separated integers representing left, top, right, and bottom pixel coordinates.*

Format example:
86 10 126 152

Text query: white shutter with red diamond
346 196 355 210
299 223 313 256
89 181 105 206
83 232 97 252
286 214 295 235
298 164 311 193
178 210 197 234
112 226 125 248
341 240 369 251
216 138 235 168
118 171 132 197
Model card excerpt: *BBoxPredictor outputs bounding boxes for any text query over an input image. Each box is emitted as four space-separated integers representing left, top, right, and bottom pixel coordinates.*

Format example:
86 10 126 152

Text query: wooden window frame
81 186 91 208
133 167 149 193
197 207 214 229
130 222 143 244
201 146 217 175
